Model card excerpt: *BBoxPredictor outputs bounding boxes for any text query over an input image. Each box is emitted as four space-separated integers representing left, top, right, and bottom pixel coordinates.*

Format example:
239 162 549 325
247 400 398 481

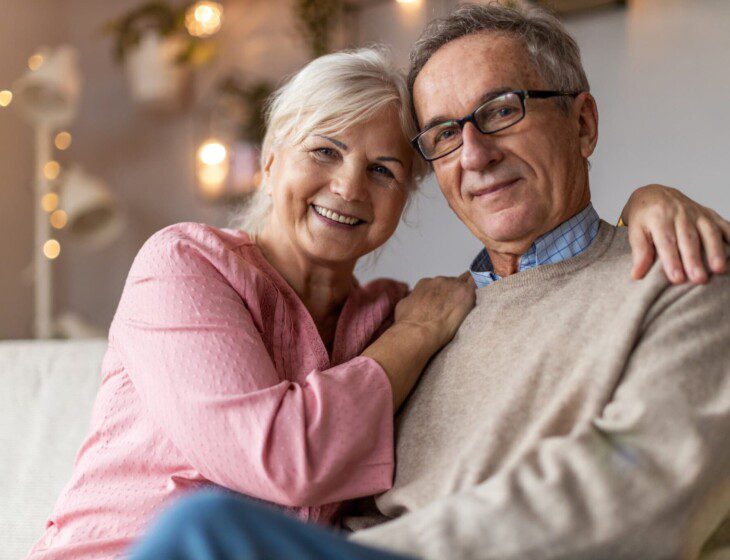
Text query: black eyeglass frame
411 89 580 162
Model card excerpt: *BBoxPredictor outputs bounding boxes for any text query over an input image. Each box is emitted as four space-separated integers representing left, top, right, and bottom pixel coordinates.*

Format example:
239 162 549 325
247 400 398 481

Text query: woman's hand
363 273 476 410
394 273 477 349
622 185 730 284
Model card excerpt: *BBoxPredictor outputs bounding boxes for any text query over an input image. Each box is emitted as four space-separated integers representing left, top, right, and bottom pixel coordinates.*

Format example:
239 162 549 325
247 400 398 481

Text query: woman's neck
254 224 356 345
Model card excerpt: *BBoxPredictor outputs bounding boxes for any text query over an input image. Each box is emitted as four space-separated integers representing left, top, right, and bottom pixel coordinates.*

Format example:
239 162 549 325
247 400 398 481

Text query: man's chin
469 207 541 248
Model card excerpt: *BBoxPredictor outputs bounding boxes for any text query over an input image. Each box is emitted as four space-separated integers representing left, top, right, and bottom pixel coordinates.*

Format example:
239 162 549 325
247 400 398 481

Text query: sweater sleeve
110 225 394 508
351 272 730 559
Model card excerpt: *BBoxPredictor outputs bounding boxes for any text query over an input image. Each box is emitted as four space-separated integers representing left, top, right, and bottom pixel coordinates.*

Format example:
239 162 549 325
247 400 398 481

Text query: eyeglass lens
419 92 524 160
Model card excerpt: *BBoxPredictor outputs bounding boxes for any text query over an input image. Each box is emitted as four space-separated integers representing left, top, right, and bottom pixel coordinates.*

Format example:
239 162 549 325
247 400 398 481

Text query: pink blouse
28 222 406 560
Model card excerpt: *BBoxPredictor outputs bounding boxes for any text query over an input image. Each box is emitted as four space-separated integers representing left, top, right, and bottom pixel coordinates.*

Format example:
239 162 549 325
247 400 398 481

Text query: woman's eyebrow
377 156 404 167
316 135 348 150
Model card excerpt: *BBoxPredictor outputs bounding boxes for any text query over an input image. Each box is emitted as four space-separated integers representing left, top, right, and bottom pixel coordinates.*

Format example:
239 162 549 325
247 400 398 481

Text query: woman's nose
329 166 368 201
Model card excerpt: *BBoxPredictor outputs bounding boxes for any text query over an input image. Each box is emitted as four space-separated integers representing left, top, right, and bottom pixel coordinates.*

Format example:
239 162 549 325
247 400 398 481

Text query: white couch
0 339 107 560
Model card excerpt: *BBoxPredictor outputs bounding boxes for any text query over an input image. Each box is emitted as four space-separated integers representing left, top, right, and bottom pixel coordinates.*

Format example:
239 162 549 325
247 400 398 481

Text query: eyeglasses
411 90 580 162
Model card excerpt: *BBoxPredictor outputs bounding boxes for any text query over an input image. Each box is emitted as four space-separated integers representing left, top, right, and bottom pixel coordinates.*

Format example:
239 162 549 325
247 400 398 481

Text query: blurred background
1 0 729 340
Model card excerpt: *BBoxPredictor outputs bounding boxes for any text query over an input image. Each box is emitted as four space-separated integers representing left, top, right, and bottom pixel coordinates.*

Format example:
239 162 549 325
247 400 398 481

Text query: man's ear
263 151 275 195
573 92 598 159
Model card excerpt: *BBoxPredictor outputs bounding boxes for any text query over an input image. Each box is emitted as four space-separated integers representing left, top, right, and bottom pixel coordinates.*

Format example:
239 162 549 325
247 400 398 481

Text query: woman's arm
621 184 730 284
112 225 475 509
113 226 397 508
364 273 476 410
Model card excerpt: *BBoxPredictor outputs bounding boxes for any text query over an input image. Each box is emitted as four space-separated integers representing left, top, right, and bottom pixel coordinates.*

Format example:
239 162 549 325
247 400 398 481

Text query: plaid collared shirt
469 203 601 289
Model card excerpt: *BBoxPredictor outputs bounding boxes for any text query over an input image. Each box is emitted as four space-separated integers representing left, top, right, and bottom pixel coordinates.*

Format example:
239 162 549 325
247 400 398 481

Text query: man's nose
330 165 368 202
460 122 502 171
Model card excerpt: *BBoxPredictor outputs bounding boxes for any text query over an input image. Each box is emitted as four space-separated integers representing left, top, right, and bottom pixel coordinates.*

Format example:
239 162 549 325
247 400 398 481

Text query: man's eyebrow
376 156 404 167
421 87 514 131
316 135 348 150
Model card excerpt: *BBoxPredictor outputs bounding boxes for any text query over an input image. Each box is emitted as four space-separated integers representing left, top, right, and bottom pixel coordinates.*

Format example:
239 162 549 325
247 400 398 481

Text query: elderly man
129 3 729 560
343 3 730 559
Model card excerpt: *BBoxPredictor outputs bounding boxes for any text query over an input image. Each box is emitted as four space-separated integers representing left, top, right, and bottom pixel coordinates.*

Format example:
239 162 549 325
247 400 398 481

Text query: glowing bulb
50 209 68 229
198 140 228 166
44 160 61 180
28 53 44 71
185 1 223 37
41 193 59 212
0 90 12 107
43 239 61 259
55 131 72 150
396 0 419 3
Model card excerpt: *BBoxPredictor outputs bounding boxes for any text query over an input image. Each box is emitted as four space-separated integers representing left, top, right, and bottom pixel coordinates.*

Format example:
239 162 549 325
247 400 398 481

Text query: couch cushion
0 339 107 560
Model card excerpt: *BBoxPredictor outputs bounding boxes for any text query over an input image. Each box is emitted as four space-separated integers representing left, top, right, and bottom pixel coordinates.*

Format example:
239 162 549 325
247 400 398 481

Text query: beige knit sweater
348 222 730 560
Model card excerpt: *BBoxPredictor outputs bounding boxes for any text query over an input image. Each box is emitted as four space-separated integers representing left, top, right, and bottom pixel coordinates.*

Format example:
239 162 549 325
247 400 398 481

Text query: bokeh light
43 239 61 259
41 192 59 212
43 160 61 180
50 209 68 229
0 90 12 107
28 53 44 71
197 140 228 166
185 1 223 38
55 131 72 150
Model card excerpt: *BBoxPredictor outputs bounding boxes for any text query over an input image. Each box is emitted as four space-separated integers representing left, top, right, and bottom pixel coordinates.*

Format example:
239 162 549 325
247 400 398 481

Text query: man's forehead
413 32 543 125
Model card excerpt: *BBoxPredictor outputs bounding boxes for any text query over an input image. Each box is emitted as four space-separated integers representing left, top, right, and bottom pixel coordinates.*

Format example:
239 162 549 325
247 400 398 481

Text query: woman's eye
371 164 395 178
313 147 336 158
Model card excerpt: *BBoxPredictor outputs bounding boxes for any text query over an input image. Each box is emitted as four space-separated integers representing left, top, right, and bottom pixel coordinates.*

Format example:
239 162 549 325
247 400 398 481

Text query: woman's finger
697 217 728 275
708 209 730 244
650 224 686 284
676 217 708 284
627 225 655 280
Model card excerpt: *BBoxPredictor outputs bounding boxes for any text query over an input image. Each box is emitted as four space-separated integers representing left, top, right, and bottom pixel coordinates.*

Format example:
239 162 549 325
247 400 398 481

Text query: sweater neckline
474 221 617 302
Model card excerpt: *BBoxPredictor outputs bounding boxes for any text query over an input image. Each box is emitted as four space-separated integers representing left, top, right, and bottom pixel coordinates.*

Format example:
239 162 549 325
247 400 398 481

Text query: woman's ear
573 92 599 159
263 151 275 195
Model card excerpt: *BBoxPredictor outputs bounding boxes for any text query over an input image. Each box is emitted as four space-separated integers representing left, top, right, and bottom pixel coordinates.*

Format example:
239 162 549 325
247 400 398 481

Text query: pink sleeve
110 225 394 507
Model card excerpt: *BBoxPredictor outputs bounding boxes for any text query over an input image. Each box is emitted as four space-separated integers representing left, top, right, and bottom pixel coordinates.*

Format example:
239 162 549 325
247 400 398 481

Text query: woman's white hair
229 47 429 234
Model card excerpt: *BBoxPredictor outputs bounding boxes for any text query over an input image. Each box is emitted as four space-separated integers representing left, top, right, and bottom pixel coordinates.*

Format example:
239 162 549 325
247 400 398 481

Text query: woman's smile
311 204 366 227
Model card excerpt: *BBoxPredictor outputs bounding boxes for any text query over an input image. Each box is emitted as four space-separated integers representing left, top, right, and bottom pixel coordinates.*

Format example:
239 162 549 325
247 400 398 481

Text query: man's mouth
311 204 365 226
470 178 520 198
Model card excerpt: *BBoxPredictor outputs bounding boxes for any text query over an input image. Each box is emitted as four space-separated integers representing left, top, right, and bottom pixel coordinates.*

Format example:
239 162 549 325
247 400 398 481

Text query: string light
198 140 228 166
43 239 61 259
41 192 59 212
0 90 12 107
50 209 68 229
185 1 223 38
28 53 44 71
54 131 72 150
43 160 61 180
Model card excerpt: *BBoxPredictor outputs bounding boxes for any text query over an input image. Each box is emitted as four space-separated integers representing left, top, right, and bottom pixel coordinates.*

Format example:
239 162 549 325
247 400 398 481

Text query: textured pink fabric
28 222 406 560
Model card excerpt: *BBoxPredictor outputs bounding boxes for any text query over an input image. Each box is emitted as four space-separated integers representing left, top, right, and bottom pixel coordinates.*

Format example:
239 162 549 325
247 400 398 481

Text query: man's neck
486 200 593 278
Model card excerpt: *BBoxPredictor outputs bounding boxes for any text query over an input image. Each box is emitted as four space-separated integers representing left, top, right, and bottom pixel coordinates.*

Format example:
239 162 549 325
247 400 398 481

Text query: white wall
356 0 730 285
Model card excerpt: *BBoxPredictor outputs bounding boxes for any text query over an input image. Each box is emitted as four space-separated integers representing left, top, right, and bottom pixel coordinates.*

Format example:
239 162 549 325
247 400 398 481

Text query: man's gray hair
407 1 590 119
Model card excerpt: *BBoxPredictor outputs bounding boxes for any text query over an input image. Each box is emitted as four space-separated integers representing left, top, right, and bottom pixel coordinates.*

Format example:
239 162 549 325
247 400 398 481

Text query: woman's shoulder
130 222 256 277
356 277 410 306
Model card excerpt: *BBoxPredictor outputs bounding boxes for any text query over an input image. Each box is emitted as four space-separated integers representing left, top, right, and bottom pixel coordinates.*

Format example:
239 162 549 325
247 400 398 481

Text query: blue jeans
127 490 417 560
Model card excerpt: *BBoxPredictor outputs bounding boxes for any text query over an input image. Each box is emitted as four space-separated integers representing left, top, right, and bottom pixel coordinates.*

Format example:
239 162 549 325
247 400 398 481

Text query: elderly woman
28 47 728 560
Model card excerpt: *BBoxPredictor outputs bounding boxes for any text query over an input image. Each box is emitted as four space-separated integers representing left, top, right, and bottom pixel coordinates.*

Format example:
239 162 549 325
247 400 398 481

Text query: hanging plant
294 0 344 58
103 1 216 67
103 1 221 108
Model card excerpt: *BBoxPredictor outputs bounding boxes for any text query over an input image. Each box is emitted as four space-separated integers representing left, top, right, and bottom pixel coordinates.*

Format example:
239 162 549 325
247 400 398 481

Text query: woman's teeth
312 205 362 226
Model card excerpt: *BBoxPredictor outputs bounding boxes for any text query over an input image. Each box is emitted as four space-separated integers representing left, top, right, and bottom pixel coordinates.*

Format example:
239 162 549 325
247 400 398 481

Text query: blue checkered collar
469 203 601 288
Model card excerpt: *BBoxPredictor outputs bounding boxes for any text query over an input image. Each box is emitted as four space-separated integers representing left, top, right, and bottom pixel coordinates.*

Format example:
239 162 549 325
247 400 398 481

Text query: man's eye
488 106 517 119
434 127 459 145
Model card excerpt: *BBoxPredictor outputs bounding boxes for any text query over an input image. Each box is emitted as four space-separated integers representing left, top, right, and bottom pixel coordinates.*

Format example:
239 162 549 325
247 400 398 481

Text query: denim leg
127 490 417 560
